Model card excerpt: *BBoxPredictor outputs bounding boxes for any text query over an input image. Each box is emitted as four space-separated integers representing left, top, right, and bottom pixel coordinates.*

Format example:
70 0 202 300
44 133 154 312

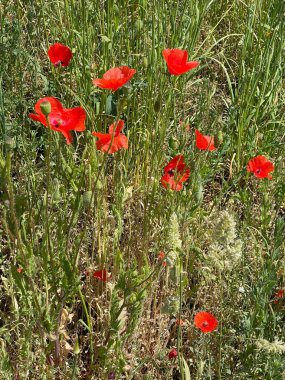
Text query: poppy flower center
255 168 261 174
49 114 63 128
202 321 209 327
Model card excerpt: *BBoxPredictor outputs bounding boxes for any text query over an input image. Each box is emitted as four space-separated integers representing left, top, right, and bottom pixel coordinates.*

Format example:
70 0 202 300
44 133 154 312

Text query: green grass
0 0 284 379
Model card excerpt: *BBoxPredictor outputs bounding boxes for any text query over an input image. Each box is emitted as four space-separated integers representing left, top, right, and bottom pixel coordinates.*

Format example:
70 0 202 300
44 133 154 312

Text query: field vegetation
0 0 284 379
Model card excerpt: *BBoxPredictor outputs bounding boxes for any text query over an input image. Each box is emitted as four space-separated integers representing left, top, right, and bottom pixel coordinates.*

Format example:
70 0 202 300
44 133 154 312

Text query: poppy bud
82 190 92 209
214 130 223 147
193 174 203 204
168 348 178 360
129 294 137 304
117 97 128 114
53 179 61 202
135 19 143 31
169 137 178 150
161 296 179 315
154 98 161 113
176 319 184 326
4 137 16 150
106 94 117 116
143 57 148 68
96 180 103 189
40 101 51 117
73 336 80 355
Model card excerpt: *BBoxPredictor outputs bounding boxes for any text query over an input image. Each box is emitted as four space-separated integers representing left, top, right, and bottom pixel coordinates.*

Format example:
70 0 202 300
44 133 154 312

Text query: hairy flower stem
78 286 94 366
45 117 58 292
177 257 185 379
72 152 108 269
45 121 52 255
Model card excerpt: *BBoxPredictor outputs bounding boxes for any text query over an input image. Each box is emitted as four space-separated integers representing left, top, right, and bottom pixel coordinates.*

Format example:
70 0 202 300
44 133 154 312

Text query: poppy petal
63 107 86 131
163 48 199 76
164 154 186 173
161 173 183 191
194 311 218 333
29 113 46 125
34 97 63 116
92 121 128 153
93 67 136 91
29 98 85 144
247 155 274 179
93 269 111 282
185 61 199 70
92 79 110 89
47 43 72 67
195 129 216 151
57 128 73 144
109 120 125 136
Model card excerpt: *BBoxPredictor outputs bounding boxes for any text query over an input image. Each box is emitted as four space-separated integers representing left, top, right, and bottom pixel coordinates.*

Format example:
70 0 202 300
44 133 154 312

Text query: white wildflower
166 213 182 266
204 210 242 272
255 338 285 354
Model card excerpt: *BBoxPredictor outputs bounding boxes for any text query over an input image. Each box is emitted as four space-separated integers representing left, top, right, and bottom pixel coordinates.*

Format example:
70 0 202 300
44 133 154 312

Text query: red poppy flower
161 155 190 191
195 129 216 151
92 119 128 153
168 348 178 360
17 267 23 273
247 155 274 179
194 311 218 333
92 66 136 91
93 270 112 282
163 49 199 76
176 319 184 326
47 43 72 67
29 97 86 144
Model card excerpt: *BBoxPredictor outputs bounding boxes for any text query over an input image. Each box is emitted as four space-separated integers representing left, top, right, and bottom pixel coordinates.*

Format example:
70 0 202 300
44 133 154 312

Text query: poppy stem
177 257 185 379
44 117 57 276
71 152 108 269
78 286 94 365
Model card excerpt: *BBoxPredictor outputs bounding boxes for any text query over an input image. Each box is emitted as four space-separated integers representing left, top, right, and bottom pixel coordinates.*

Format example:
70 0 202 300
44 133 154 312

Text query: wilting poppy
29 97 86 144
275 289 285 298
168 348 178 360
47 43 72 67
195 129 216 151
194 311 218 333
163 49 199 76
92 119 128 153
92 66 136 91
273 289 285 304
247 155 274 179
158 251 167 267
176 319 184 326
161 155 190 191
179 120 190 131
93 270 112 282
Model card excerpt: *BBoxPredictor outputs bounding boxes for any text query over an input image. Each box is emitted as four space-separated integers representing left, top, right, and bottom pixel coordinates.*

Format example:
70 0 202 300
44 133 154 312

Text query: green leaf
11 266 26 295
62 258 74 288
182 356 191 380
105 94 117 116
